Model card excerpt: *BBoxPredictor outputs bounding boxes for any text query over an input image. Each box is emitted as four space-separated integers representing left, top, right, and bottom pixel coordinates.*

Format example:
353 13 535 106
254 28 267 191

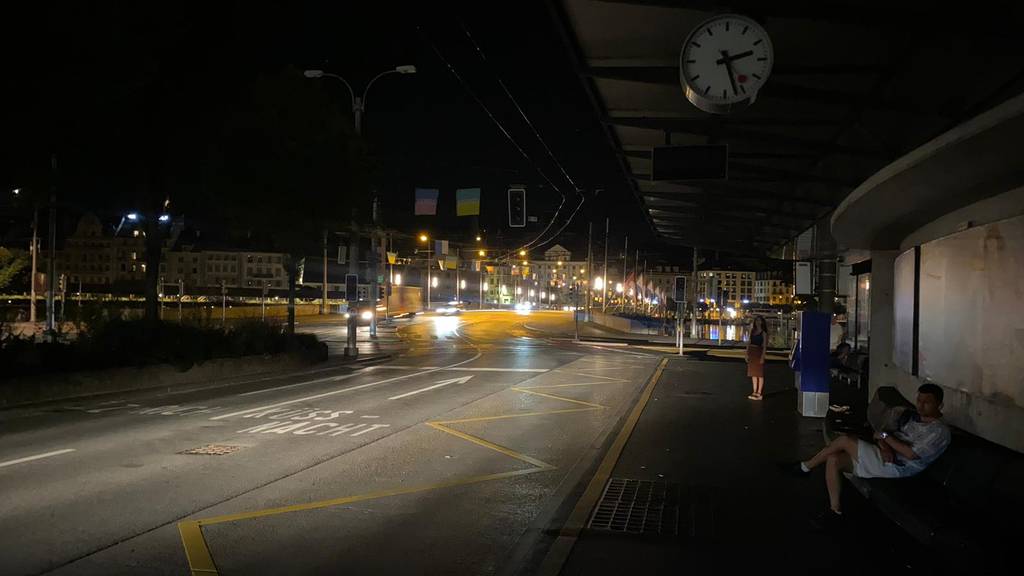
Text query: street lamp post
304 65 415 332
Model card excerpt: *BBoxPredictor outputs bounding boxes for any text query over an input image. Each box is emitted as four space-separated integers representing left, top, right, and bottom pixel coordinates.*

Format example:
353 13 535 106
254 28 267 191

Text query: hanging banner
456 187 481 216
445 255 458 271
414 188 439 215
434 240 449 256
337 246 347 265
386 252 397 265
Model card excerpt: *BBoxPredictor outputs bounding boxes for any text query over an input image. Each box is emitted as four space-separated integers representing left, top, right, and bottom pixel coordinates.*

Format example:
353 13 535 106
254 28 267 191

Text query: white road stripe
211 352 483 421
388 376 474 400
0 449 76 469
238 372 361 396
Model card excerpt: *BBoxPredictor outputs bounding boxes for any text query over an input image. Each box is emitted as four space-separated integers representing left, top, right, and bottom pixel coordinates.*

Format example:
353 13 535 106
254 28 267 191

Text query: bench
826 386 1023 571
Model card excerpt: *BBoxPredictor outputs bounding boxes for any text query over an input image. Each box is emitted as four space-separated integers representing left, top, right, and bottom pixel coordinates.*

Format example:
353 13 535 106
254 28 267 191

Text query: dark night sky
2 2 653 260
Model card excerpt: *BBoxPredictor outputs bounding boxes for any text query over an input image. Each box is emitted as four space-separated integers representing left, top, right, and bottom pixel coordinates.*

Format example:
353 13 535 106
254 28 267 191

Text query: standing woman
746 315 768 400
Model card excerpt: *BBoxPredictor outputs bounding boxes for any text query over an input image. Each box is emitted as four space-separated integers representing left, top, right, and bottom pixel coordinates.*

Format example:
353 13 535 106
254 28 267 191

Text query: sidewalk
551 356 938 574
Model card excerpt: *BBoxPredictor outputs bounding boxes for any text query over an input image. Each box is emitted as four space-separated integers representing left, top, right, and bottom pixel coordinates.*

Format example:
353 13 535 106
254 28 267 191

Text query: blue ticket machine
794 310 830 417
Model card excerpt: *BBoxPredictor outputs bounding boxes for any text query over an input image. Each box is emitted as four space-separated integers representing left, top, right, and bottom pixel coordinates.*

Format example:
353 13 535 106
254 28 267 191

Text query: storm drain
178 444 242 456
588 478 680 535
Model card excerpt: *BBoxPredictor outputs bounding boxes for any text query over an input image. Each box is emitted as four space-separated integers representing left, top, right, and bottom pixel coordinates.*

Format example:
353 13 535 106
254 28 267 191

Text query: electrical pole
586 221 593 320
370 197 379 338
322 230 328 315
602 218 609 314
221 280 227 326
621 235 628 312
30 204 38 323
692 247 699 339
46 187 56 338
179 277 184 323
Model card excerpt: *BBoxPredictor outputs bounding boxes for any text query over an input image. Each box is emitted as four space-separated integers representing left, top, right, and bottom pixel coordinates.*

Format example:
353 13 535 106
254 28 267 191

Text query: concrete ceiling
552 0 1024 255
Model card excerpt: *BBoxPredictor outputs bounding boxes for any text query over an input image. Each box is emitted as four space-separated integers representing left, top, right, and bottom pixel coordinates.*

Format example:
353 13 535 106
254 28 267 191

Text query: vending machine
793 310 831 417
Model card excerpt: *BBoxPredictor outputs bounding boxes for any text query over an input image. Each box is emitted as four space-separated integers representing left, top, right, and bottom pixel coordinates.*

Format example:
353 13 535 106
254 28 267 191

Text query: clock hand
721 51 739 96
716 50 754 65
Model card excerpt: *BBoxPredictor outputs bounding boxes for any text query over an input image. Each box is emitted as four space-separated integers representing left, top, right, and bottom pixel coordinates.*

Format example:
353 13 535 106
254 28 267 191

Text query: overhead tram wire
419 23 579 254
456 18 585 250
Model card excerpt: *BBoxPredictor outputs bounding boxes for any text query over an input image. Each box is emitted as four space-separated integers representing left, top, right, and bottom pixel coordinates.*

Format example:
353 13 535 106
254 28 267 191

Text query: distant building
754 270 794 306
697 270 755 308
51 213 287 295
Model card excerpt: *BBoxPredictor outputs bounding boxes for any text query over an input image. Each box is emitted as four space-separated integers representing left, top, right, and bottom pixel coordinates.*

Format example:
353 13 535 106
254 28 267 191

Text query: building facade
754 270 794 306
697 270 755 308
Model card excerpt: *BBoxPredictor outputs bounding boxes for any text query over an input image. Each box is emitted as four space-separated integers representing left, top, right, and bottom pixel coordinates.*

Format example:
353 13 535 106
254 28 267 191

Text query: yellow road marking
515 381 631 390
511 388 607 409
178 359 645 575
434 407 597 425
427 423 554 469
178 521 217 575
537 357 669 576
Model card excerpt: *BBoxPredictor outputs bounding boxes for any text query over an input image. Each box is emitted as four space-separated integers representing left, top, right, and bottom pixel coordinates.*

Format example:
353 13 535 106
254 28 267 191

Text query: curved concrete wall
832 94 1024 453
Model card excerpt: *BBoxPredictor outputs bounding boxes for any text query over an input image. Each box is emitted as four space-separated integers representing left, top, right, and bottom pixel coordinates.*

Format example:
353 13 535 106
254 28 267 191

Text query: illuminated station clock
679 14 774 114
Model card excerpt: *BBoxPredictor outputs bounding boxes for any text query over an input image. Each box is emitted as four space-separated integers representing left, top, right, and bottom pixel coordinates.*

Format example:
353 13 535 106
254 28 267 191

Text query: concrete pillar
868 250 898 397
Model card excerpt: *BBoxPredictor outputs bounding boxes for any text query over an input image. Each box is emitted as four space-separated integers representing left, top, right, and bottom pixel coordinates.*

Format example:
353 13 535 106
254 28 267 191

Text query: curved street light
303 65 417 136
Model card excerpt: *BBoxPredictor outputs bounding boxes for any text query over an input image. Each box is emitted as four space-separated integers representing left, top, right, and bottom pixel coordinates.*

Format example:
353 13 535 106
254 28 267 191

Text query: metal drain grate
588 478 680 535
178 444 242 456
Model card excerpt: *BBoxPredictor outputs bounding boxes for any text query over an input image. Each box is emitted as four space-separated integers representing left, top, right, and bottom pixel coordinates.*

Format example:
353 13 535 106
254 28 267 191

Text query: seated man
830 342 852 372
789 383 951 520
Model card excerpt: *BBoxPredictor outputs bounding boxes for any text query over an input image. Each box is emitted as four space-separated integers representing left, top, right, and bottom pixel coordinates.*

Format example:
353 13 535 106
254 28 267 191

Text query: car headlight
360 310 373 320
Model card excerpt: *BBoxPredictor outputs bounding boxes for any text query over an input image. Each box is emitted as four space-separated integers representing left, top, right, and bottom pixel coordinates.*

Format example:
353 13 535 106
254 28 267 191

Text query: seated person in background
788 383 951 520
830 342 852 376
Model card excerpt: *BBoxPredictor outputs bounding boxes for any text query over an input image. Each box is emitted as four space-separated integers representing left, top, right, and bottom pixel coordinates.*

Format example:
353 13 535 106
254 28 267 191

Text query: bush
0 320 322 380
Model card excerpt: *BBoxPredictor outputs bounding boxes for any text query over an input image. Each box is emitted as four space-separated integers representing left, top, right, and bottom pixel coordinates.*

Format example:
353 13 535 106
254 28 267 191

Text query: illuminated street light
460 279 466 290
616 282 624 294
127 213 138 221
529 290 535 298
522 260 528 266
476 236 482 241
419 234 428 242
431 276 438 288
478 250 485 257
541 291 547 299
593 276 604 291
519 250 526 256
158 214 170 222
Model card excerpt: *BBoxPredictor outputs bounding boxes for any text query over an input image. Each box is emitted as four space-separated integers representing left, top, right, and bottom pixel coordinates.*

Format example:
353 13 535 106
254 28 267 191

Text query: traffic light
508 188 526 228
674 276 687 304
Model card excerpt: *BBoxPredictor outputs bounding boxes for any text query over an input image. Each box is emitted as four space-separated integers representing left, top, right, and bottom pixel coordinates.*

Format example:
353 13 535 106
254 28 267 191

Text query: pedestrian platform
553 356 941 574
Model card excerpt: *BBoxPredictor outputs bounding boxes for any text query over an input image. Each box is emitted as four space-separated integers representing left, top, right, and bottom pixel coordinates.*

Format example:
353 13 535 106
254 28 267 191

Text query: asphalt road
0 311 662 575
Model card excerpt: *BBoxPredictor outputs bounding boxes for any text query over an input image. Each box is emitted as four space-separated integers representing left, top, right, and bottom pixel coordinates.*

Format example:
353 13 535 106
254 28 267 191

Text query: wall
873 187 1024 453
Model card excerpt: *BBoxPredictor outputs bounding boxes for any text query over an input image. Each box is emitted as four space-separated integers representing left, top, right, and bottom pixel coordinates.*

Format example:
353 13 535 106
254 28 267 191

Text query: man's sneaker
777 461 811 478
809 509 846 533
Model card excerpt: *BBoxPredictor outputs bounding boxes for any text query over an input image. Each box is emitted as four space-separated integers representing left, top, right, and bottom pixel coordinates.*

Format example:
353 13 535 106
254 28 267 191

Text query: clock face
679 14 773 113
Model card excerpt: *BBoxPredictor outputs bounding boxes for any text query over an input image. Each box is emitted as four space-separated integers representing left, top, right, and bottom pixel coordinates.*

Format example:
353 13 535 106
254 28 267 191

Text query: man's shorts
852 440 906 479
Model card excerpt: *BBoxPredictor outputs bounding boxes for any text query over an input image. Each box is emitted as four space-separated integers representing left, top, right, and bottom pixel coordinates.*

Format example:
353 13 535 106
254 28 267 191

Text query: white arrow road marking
388 376 475 400
211 352 483 421
0 449 76 469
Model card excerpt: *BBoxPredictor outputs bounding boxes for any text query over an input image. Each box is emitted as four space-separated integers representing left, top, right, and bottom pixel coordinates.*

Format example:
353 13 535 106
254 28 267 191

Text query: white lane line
238 372 362 396
388 376 474 400
0 449 76 469
371 365 548 373
211 352 483 421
